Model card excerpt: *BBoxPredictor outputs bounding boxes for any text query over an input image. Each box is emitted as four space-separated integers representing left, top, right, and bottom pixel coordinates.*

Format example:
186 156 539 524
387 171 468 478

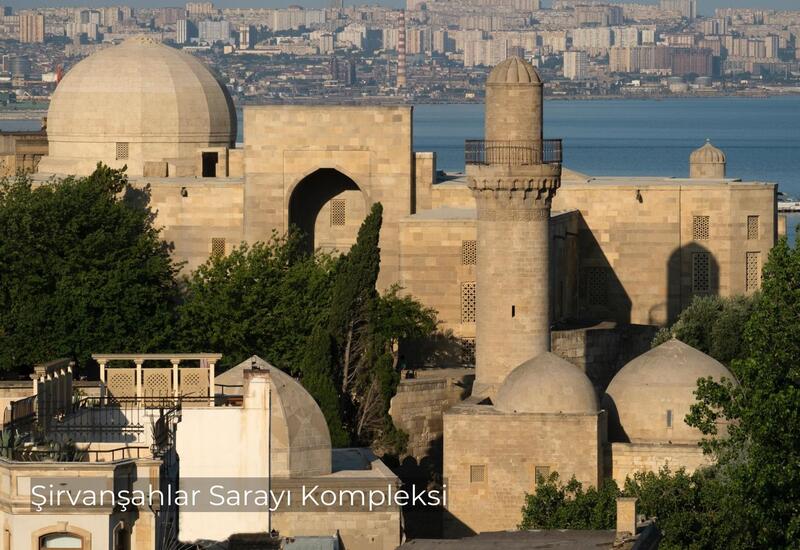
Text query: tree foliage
175 232 336 373
520 472 619 531
0 165 180 373
686 236 800 547
652 294 755 365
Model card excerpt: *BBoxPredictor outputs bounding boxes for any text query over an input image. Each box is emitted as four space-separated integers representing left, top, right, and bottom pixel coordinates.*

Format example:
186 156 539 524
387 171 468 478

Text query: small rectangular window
747 216 759 240
461 282 476 323
461 337 475 365
584 267 608 306
330 199 346 226
692 252 710 293
470 464 486 483
746 251 761 292
116 142 129 160
692 215 710 240
461 239 477 265
666 409 673 428
211 237 226 257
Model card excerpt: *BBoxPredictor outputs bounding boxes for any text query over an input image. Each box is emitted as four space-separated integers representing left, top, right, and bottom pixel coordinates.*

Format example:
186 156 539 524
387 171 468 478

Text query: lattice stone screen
692 215 710 240
106 368 136 397
461 282 476 323
746 252 761 291
211 237 226 257
461 337 476 364
181 368 209 398
692 252 711 293
116 142 129 160
330 199 346 226
584 267 608 306
461 240 477 265
143 368 173 398
747 216 759 240
469 464 486 483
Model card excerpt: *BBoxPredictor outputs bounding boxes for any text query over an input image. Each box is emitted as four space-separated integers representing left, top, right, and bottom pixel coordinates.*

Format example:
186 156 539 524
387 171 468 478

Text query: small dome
603 339 737 444
495 352 598 414
487 56 542 85
690 139 726 164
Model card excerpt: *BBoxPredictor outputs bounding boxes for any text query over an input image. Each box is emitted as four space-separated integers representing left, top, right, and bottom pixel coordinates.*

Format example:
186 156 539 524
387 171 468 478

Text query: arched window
39 533 84 549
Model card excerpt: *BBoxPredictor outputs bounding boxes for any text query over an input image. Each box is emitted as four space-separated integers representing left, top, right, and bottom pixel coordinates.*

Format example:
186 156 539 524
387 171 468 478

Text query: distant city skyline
8 0 800 15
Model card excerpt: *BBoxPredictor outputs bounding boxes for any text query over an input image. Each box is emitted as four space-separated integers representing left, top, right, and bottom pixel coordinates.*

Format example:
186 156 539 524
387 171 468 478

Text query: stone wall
443 404 604 536
389 369 474 460
144 178 244 273
242 105 414 290
551 323 657 396
609 441 711 486
551 179 777 325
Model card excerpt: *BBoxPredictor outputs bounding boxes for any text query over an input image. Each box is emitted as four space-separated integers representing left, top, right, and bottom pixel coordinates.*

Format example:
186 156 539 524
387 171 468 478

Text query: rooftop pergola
92 353 222 404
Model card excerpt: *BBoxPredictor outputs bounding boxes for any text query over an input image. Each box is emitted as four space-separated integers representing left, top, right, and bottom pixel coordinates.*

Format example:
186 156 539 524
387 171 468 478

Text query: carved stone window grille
461 240 477 265
461 282 476 323
470 464 486 483
692 252 710 293
211 237 226 257
747 216 759 240
584 267 608 306
746 252 761 292
181 368 209 397
143 369 172 398
534 465 550 486
461 337 476 364
330 199 346 226
116 142 129 160
692 215 710 240
106 369 136 398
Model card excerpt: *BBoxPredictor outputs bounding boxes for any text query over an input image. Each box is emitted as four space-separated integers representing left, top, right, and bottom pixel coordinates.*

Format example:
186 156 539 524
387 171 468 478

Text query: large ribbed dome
487 56 542 85
603 339 737 444
40 37 236 177
494 352 598 414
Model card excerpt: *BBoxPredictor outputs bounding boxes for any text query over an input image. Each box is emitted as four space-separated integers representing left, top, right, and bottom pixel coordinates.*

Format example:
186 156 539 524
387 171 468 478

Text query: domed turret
689 139 727 179
485 56 543 143
39 37 236 177
495 352 598 414
603 339 737 444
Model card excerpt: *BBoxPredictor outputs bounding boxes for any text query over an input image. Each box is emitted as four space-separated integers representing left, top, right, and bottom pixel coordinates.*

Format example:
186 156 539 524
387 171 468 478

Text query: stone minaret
466 57 562 398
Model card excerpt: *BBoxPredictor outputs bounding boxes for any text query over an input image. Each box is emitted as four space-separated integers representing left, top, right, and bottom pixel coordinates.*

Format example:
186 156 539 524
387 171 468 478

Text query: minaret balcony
465 139 562 166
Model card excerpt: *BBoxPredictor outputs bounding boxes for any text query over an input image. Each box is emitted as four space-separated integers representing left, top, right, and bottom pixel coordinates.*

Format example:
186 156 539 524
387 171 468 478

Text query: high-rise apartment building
19 12 45 43
564 50 588 79
177 19 188 44
659 0 697 20
186 2 215 18
198 19 230 44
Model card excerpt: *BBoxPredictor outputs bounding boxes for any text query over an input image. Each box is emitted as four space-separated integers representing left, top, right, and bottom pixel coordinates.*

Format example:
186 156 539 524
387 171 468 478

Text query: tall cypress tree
327 202 382 394
299 324 349 447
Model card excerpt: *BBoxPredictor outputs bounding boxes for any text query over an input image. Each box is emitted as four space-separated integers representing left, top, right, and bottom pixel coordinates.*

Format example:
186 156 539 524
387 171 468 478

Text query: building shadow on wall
385 435 476 540
571 214 632 325
665 242 719 325
288 168 363 254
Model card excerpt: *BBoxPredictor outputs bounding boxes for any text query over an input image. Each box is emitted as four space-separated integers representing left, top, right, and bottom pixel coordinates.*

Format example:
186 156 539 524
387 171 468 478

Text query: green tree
687 236 800 547
652 294 755 365
520 472 620 531
176 232 336 373
0 165 180 373
298 324 349 447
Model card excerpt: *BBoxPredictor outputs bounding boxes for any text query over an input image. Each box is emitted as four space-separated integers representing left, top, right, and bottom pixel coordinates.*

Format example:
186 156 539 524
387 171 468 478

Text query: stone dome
39 37 236 177
690 139 726 165
487 56 542 85
216 355 332 477
494 352 598 414
603 339 737 444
